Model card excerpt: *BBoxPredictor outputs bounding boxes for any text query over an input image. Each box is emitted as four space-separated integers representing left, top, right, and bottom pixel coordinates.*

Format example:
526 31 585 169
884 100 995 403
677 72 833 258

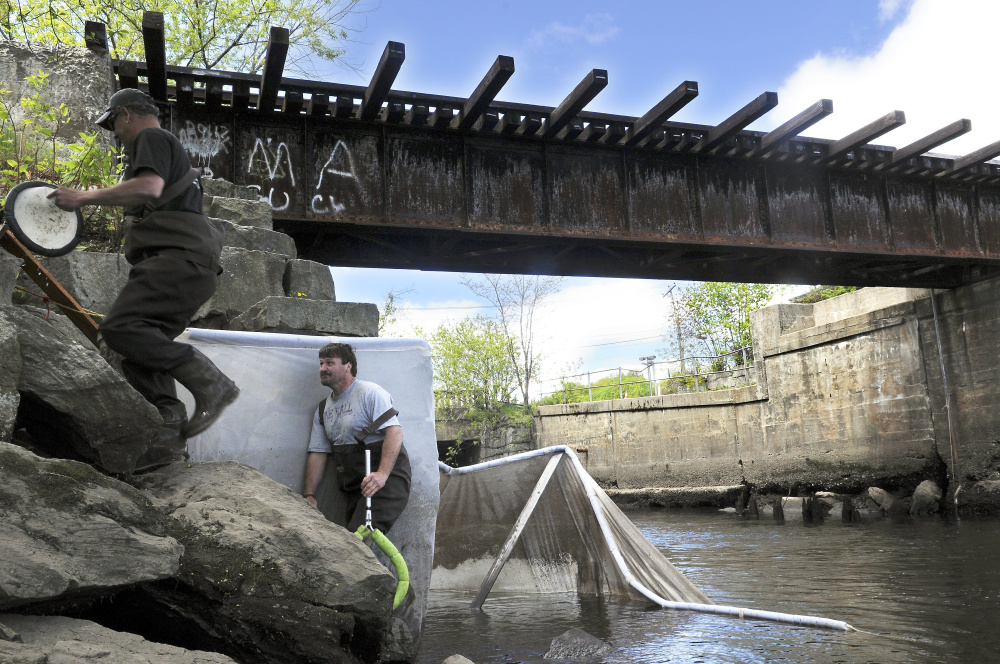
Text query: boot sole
182 385 241 438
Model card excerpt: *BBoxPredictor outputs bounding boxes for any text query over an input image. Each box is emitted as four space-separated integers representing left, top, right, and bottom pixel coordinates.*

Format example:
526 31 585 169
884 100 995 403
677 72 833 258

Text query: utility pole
664 285 684 373
640 355 656 396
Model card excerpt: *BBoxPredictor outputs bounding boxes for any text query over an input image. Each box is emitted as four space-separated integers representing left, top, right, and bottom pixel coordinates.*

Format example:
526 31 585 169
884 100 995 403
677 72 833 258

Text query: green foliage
423 316 530 450
677 282 778 369
1 0 362 75
792 285 861 304
538 371 653 404
0 73 124 251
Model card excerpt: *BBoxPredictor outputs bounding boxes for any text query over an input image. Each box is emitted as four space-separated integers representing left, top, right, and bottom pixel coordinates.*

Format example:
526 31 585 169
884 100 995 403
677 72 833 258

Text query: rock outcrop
1 304 159 473
0 615 239 664
0 442 181 611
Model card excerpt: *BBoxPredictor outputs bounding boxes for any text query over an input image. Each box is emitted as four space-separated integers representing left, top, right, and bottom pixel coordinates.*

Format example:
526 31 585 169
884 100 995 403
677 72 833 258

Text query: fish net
433 447 711 604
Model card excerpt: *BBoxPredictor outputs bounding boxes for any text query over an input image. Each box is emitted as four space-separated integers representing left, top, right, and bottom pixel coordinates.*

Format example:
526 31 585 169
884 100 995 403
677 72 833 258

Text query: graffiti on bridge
177 121 230 179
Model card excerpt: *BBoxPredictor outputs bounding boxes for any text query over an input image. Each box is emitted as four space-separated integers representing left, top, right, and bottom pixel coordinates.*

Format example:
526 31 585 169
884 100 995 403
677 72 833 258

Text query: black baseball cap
96 88 154 131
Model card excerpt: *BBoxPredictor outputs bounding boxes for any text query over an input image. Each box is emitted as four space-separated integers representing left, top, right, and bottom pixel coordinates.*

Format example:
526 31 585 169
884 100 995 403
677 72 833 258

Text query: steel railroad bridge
90 16 1000 288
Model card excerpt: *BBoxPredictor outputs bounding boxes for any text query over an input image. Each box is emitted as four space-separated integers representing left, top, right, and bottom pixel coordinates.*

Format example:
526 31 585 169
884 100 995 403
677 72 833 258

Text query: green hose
356 525 410 610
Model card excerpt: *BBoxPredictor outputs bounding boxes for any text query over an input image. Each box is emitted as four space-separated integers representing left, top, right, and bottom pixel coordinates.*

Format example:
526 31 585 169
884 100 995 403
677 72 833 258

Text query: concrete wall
535 284 1000 506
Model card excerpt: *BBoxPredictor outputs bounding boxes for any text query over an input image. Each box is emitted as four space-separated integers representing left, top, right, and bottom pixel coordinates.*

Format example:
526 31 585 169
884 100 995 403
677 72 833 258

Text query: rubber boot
169 348 240 437
133 421 189 474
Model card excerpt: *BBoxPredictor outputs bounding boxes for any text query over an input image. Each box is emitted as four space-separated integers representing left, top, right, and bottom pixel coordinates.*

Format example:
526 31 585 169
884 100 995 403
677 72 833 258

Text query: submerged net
434 446 855 631
433 447 710 604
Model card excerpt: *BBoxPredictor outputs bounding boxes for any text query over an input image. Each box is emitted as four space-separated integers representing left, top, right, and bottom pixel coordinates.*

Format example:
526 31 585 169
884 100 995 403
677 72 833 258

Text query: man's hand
305 495 318 507
361 470 388 498
47 187 89 211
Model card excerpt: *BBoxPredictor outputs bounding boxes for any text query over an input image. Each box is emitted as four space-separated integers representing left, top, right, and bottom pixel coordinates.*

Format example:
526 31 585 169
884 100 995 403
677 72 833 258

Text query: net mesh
433 449 711 605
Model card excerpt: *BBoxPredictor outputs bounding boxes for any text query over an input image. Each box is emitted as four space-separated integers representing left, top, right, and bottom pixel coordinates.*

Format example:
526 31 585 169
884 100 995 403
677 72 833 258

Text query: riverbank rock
0 316 19 443
133 460 397 664
441 655 476 664
910 480 943 516
0 614 238 663
0 442 181 612
543 628 612 660
1 303 159 473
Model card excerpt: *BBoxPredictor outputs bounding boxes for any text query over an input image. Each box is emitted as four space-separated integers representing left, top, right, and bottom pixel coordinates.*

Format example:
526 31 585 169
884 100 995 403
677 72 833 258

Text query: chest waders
319 401 411 610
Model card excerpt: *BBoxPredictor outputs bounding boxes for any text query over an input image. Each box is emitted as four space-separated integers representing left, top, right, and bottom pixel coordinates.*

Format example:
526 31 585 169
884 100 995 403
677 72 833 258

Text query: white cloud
766 0 1000 158
525 14 620 50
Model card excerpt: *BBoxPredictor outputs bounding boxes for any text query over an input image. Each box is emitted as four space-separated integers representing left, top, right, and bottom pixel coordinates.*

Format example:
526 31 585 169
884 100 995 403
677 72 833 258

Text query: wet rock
910 480 943 516
283 259 336 300
1 304 159 473
868 487 895 513
193 248 286 327
136 460 396 664
442 655 476 664
959 480 1000 515
0 614 237 663
543 628 612 660
0 442 181 612
228 297 378 337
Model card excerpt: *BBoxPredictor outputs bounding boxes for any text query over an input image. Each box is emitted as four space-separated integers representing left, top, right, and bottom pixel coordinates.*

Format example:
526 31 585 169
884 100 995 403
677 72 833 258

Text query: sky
302 0 1000 399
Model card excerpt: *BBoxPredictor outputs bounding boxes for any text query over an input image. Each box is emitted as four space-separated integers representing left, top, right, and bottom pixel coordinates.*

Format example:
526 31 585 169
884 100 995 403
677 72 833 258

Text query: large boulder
228 297 378 337
0 252 19 302
543 628 612 660
136 461 396 664
910 480 943 516
0 442 182 612
283 259 335 300
0 614 237 663
193 248 286 327
1 304 159 473
15 252 130 318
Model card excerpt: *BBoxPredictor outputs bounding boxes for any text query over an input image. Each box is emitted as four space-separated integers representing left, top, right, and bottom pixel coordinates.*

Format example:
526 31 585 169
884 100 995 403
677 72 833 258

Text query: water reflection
418 510 1000 664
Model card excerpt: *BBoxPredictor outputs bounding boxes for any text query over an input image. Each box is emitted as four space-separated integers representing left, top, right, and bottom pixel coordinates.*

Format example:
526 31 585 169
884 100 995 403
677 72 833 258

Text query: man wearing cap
48 88 239 473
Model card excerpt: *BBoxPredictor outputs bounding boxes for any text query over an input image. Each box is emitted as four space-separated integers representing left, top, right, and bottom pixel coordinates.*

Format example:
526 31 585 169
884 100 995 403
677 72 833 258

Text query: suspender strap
143 167 200 215
355 408 399 445
317 400 399 446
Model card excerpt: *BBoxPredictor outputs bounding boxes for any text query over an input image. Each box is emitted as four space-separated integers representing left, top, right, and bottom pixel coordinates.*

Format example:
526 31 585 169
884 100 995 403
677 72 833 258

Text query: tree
0 0 363 74
460 274 563 407
677 282 779 369
423 317 525 449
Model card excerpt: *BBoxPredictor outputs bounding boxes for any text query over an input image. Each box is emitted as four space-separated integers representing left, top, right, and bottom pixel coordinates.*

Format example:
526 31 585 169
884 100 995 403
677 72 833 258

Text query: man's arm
360 425 402 498
303 451 328 507
47 170 165 211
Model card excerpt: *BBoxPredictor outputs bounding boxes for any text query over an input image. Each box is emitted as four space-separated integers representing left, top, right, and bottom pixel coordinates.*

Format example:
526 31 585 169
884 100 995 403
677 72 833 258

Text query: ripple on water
418 510 1000 664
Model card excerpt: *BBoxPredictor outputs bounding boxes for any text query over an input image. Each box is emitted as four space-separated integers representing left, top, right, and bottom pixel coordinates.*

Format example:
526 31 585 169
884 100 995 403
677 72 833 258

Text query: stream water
415 509 1000 663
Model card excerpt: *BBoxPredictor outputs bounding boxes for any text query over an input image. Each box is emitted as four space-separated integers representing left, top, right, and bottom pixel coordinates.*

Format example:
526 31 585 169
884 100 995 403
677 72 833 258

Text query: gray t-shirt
307 379 401 453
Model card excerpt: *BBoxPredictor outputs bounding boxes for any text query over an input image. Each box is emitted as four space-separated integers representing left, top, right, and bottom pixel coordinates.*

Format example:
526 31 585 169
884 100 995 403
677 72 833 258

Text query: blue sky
308 0 1000 398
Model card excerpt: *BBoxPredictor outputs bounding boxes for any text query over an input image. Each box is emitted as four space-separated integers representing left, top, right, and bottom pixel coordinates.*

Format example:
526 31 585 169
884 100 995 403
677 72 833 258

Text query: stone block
14 251 130 319
201 177 258 201
218 219 297 258
0 317 20 442
193 248 287 326
283 259 335 300
228 296 378 337
0 253 19 304
0 43 113 143
207 197 273 230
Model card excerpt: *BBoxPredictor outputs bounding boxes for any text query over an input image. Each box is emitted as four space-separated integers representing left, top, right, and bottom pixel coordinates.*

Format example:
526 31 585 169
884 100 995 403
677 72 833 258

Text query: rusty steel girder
103 18 1000 288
